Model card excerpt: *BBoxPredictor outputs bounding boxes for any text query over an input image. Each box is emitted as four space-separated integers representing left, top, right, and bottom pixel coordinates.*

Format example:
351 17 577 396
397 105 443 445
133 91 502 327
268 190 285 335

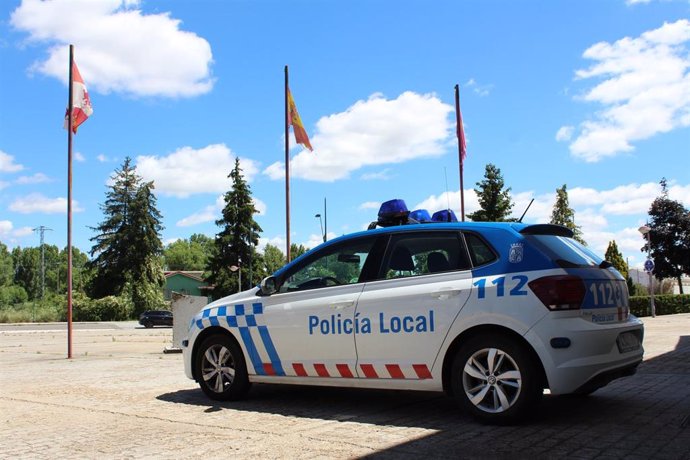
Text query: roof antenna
518 198 534 223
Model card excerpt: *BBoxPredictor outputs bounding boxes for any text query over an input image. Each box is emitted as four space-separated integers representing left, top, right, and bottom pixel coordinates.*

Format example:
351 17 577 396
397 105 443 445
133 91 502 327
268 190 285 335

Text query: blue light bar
409 209 432 223
378 199 408 219
432 209 458 222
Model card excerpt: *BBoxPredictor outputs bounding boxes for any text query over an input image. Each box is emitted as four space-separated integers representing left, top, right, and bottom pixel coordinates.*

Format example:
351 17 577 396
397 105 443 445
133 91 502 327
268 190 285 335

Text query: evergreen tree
604 240 634 294
646 178 690 294
207 158 262 298
550 184 586 245
88 158 166 312
467 164 514 222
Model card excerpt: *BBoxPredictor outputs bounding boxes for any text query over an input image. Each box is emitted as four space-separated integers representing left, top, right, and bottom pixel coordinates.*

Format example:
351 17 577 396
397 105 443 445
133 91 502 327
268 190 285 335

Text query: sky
1 0 689 270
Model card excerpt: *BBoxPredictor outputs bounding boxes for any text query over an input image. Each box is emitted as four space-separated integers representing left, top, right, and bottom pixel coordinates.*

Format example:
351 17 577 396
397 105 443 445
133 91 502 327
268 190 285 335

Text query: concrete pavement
0 314 688 459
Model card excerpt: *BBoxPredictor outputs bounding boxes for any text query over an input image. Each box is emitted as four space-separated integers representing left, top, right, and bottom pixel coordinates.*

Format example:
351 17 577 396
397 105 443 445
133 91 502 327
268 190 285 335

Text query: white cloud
0 220 33 240
136 144 259 198
0 151 24 173
567 20 690 161
15 173 51 184
359 201 381 211
360 168 394 181
464 78 493 97
8 193 83 214
97 154 109 163
257 235 286 254
10 0 214 98
264 91 453 182
414 190 480 218
74 152 86 162
0 181 9 190
176 194 266 227
555 126 574 142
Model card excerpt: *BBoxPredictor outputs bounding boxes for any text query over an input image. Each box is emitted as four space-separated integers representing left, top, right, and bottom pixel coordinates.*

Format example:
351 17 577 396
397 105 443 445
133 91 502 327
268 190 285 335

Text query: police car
182 200 644 424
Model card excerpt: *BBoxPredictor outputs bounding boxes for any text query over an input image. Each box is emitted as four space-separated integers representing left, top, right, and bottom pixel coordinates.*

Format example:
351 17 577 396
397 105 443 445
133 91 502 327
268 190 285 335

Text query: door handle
431 289 462 300
331 300 355 309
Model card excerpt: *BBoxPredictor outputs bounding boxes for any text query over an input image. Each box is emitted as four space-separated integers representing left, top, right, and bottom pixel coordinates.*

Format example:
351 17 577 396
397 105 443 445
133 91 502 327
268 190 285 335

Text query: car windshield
527 235 604 269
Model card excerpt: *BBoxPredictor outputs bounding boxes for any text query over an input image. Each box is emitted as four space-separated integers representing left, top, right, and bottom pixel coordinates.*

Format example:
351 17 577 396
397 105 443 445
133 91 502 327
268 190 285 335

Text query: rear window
527 235 604 268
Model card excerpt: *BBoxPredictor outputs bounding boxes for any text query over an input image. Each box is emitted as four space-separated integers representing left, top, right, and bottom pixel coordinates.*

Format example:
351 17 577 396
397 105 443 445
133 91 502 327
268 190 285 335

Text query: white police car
182 200 644 424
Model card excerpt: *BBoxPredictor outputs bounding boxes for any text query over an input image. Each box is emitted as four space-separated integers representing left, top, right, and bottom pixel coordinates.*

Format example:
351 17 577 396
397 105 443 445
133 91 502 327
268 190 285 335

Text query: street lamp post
638 225 656 318
315 198 327 243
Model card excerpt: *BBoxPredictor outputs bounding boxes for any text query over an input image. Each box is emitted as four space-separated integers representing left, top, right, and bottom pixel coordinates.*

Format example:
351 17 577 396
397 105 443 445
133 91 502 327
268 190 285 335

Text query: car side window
464 233 497 266
381 232 470 279
279 238 378 293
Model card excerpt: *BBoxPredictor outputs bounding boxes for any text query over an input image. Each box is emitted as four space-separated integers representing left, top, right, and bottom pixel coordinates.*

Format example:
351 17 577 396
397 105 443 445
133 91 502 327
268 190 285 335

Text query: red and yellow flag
287 87 313 151
64 61 93 134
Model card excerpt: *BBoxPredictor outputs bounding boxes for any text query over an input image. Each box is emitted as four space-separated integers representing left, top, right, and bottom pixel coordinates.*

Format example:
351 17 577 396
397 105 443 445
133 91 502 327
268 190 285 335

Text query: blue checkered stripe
196 302 285 376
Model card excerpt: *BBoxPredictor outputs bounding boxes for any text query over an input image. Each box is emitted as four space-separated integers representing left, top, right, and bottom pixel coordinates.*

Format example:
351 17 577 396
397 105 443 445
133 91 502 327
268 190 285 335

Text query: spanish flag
287 87 313 151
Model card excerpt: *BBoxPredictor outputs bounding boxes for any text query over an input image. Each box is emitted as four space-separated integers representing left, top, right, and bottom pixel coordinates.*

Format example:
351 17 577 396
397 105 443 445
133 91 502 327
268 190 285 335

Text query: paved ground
0 315 688 459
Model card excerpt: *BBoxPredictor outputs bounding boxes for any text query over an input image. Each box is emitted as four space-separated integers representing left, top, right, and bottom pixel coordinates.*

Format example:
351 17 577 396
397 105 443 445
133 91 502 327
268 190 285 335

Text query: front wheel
195 334 250 401
451 335 541 424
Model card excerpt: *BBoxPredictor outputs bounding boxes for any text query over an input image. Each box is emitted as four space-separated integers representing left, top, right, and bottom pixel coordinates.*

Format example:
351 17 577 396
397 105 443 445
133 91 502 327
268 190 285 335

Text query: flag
456 103 466 162
64 61 93 134
287 87 313 151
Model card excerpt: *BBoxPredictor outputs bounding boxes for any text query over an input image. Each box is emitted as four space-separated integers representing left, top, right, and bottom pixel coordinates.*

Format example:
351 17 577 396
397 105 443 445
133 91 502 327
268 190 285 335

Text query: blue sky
1 0 689 269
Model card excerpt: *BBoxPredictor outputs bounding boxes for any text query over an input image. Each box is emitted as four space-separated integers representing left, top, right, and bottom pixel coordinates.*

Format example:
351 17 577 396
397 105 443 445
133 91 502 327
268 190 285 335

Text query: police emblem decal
509 243 524 263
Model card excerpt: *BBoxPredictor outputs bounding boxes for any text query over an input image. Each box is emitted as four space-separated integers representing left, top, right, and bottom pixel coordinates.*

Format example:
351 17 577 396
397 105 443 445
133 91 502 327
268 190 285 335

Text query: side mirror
260 276 278 296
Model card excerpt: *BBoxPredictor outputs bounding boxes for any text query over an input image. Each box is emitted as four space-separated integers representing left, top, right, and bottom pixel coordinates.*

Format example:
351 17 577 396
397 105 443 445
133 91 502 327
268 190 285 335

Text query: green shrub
0 300 61 323
0 285 29 307
70 292 133 322
630 294 690 317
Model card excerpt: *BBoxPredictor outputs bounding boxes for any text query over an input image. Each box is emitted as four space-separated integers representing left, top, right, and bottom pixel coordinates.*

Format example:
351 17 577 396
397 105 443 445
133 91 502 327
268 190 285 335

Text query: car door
354 231 473 380
256 235 382 379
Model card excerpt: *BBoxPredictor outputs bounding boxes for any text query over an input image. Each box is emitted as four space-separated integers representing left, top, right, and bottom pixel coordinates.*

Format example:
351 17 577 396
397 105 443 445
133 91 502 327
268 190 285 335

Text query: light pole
315 213 324 243
315 197 327 243
638 225 656 318
230 257 242 293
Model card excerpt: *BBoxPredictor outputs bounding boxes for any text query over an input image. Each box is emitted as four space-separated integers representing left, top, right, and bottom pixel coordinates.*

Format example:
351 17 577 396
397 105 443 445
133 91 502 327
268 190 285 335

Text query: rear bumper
573 359 641 394
526 314 644 394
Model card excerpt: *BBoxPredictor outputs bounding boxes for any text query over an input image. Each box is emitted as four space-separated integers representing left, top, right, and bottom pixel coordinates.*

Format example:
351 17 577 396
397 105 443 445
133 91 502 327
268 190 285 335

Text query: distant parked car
139 310 173 328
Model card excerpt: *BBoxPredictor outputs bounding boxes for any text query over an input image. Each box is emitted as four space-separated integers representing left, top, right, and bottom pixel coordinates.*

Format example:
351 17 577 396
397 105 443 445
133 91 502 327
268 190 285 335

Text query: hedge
629 294 690 317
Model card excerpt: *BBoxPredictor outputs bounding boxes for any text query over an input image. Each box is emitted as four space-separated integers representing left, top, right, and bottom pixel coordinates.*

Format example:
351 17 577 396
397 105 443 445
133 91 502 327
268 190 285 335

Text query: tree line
2 161 688 318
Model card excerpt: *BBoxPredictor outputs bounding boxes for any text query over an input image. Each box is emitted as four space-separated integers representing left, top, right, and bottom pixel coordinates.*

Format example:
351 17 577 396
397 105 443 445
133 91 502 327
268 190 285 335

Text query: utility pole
33 226 53 299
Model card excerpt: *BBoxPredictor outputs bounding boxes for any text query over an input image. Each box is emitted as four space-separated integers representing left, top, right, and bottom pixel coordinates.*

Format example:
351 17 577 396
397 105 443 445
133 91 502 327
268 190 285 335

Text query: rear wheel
143 320 153 328
195 334 250 401
451 335 541 424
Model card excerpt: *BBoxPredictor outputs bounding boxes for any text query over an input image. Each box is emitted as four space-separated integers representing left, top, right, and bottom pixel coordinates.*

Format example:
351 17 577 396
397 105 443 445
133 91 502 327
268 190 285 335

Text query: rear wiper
599 260 613 269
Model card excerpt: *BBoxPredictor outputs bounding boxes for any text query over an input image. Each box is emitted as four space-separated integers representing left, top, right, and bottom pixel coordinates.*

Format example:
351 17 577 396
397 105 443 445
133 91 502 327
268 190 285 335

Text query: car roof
274 222 570 277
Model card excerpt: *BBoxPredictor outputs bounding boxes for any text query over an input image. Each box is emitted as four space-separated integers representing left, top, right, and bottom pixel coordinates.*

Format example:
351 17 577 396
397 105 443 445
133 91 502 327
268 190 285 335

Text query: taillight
528 275 585 311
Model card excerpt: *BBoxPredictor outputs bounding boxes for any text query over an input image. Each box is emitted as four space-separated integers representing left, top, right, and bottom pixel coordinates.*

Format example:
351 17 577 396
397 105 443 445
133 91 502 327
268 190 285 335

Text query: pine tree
550 184 586 245
207 158 262 298
646 178 690 294
88 158 165 312
467 164 514 222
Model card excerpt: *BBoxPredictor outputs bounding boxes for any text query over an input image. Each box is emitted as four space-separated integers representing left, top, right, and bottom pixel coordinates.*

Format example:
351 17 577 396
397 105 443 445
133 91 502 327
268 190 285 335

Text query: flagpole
284 65 291 262
67 44 74 359
455 84 465 222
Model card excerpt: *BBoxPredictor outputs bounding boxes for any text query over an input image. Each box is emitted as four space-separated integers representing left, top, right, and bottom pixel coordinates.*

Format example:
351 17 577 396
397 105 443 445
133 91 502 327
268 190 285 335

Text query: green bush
0 299 61 323
0 285 29 307
630 294 690 317
70 292 133 322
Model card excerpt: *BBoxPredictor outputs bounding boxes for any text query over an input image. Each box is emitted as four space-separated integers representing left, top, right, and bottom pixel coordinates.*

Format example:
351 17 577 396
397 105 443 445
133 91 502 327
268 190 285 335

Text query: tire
194 334 250 401
144 320 153 328
451 334 541 424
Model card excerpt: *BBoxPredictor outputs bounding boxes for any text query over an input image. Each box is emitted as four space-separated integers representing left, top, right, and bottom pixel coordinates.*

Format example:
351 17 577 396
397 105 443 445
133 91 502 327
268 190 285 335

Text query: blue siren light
409 209 432 223
432 209 458 222
378 199 409 219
